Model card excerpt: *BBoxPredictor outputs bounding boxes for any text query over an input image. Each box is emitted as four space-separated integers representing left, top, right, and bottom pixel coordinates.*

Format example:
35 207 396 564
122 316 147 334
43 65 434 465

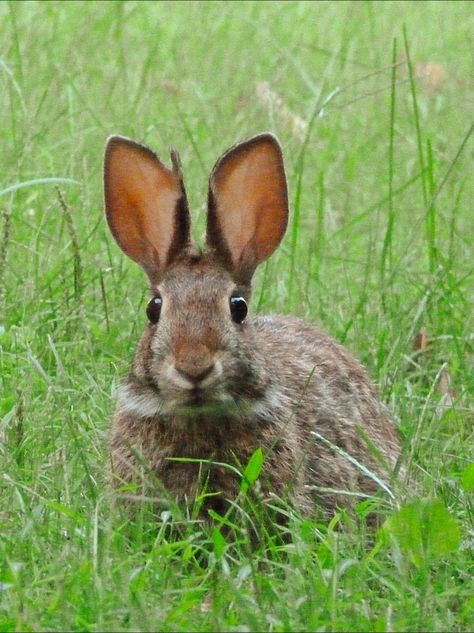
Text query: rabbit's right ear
104 136 190 280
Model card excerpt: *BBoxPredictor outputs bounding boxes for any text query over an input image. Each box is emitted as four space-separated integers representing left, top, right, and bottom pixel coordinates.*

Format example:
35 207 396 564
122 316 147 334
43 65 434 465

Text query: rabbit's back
250 315 400 509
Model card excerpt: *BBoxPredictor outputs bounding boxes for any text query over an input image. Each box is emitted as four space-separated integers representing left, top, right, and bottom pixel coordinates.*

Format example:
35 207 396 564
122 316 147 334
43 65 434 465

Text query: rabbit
103 132 402 521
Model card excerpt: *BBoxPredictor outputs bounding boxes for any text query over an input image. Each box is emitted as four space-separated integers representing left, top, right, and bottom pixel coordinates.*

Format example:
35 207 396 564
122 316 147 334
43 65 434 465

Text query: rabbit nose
173 343 216 386
175 363 214 386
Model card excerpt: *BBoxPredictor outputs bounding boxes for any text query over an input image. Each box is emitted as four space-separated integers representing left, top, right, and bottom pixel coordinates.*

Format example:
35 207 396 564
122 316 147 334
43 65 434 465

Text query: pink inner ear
104 137 184 273
212 158 257 267
208 135 288 271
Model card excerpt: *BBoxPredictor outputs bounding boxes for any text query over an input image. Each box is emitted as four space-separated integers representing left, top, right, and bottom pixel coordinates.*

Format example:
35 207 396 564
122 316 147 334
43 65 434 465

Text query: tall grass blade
56 187 83 310
380 38 397 307
311 431 395 500
0 207 12 316
0 178 80 197
425 138 438 272
289 86 340 299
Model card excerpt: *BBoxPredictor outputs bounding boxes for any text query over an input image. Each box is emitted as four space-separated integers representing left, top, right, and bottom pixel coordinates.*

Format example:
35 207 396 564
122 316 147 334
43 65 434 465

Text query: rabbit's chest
144 415 257 466
139 417 257 502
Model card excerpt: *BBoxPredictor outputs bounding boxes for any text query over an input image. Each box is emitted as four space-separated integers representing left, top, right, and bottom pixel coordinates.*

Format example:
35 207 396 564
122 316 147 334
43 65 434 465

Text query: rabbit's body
104 134 401 519
109 256 399 516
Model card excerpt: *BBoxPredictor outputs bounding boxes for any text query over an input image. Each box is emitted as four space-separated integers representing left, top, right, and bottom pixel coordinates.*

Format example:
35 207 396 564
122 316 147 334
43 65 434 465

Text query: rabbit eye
146 295 162 323
229 295 247 324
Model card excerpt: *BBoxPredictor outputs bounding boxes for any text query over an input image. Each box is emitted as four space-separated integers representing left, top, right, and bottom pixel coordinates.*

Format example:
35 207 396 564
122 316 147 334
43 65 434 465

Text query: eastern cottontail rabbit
104 133 401 519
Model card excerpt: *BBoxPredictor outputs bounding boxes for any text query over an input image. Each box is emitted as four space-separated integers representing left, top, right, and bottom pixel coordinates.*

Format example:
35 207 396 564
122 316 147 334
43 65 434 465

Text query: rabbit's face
144 254 267 416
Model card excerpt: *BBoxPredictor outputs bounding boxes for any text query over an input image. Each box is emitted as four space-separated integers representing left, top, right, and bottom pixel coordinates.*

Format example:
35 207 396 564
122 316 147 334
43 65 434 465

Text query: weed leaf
211 528 226 559
383 499 461 567
240 448 264 494
460 464 474 493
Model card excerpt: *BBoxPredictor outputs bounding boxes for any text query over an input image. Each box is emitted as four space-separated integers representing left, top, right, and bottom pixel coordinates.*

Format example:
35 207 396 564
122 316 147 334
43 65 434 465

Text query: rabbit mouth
186 388 206 405
172 393 237 418
164 383 249 417
172 388 272 420
179 384 227 408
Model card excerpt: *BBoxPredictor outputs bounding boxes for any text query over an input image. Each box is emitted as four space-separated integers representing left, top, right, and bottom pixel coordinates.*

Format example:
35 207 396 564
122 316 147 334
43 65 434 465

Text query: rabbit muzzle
158 339 224 407
166 358 223 391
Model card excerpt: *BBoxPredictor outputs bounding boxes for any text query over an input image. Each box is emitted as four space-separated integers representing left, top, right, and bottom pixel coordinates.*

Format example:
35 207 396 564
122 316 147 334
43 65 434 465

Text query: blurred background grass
0 1 473 631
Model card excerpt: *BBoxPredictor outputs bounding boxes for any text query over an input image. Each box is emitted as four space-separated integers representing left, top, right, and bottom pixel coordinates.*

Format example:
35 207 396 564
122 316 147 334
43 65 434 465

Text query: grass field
1 1 473 630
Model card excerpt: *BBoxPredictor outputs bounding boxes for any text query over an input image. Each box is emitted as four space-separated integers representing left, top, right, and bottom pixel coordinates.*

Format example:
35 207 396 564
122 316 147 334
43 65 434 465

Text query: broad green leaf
460 464 474 492
383 499 461 567
211 528 226 559
240 448 264 493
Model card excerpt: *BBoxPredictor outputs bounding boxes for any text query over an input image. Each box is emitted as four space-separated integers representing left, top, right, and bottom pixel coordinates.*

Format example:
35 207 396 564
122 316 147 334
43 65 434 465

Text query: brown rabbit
104 133 401 520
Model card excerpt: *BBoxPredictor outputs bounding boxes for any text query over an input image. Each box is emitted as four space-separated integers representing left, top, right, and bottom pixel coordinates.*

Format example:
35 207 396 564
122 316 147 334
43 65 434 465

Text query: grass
1 1 473 630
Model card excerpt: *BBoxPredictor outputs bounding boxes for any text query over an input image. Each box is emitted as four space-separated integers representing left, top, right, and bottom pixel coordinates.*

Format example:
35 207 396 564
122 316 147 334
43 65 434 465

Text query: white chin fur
117 383 162 418
236 387 289 421
117 375 287 422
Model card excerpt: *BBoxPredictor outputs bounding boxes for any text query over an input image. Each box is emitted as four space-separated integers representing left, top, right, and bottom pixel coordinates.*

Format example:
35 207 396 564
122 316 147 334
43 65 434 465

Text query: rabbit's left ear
206 133 288 281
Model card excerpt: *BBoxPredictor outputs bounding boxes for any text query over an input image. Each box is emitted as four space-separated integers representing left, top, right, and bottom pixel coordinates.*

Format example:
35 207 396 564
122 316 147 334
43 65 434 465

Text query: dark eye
229 295 247 324
146 295 162 324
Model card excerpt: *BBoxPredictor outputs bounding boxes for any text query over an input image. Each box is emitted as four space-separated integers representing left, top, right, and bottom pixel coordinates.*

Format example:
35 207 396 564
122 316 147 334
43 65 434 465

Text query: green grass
1 1 473 630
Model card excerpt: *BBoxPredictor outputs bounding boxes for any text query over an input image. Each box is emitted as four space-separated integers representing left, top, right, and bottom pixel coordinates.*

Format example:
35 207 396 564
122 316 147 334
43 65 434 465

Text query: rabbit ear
206 133 288 280
104 136 190 279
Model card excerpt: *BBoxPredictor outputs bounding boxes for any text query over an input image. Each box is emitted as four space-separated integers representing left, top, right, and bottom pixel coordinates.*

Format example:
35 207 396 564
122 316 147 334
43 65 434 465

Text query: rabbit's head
104 134 288 416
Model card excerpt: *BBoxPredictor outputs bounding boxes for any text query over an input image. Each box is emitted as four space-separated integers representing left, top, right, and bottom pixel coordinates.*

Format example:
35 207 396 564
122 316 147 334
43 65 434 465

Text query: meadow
0 1 473 630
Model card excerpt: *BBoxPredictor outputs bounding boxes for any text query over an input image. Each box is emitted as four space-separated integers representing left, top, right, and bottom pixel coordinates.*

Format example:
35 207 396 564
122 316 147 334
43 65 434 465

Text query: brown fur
104 134 402 522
